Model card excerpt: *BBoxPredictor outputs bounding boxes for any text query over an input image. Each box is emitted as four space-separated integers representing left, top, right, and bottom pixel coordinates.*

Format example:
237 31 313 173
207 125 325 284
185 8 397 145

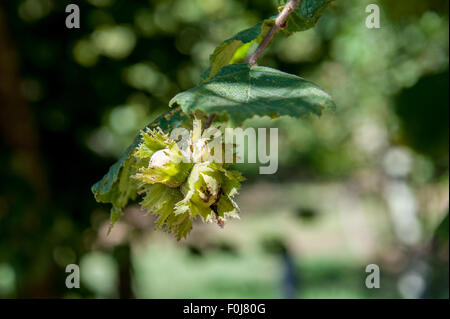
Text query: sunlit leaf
204 17 275 80
170 64 335 126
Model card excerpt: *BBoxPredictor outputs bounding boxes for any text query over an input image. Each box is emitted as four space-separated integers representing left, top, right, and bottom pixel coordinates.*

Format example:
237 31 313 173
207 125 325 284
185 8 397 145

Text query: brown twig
202 2 301 130
246 0 301 66
203 113 216 130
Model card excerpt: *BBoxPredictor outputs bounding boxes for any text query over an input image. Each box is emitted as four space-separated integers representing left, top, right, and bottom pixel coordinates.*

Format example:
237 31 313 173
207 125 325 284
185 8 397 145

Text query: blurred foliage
0 0 448 298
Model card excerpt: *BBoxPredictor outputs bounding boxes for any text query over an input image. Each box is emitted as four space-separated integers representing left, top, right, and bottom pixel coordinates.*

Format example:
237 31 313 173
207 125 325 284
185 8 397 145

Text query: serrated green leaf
140 183 183 228
165 212 192 240
134 128 167 159
175 163 221 219
170 63 335 126
204 17 275 80
279 0 333 34
91 107 189 226
134 128 193 187
142 183 192 240
215 195 239 219
221 168 245 198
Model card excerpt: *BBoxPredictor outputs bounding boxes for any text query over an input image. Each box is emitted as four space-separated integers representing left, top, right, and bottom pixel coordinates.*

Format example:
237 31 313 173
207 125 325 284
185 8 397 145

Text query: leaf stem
246 0 301 66
203 113 216 130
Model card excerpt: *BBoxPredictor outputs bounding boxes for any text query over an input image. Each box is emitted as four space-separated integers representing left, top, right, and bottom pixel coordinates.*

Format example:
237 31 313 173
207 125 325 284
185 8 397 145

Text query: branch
246 0 301 66
202 1 301 130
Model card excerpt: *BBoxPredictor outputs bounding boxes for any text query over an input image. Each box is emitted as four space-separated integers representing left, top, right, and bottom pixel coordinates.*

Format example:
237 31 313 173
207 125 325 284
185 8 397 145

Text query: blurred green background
0 0 448 298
